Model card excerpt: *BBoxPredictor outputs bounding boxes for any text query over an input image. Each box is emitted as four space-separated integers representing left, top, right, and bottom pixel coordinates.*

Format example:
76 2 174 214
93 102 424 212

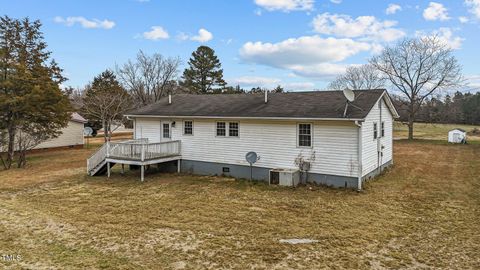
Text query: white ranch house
87 89 399 190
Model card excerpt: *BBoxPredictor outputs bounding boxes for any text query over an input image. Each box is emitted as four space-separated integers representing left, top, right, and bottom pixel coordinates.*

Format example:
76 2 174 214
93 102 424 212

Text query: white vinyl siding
131 118 360 178
361 97 394 176
135 119 161 143
35 121 84 149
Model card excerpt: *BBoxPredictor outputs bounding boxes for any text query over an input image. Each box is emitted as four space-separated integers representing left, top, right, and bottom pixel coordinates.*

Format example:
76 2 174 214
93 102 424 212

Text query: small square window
216 122 226 136
298 123 312 147
229 122 239 137
373 123 378 140
184 121 193 135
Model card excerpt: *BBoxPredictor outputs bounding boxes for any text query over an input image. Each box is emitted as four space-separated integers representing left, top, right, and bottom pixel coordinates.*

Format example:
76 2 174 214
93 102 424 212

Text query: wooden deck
87 139 182 181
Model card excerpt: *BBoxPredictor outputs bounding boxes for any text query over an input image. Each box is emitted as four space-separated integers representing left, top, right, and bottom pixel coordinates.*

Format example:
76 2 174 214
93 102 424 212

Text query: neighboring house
35 113 87 149
101 89 398 190
448 128 467 144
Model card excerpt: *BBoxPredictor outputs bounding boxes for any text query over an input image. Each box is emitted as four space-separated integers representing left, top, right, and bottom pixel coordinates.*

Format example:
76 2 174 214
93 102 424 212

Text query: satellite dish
343 88 355 102
84 127 93 136
246 151 259 165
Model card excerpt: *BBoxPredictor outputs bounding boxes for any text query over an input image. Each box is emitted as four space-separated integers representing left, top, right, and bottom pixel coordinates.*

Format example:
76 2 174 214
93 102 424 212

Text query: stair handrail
87 143 108 174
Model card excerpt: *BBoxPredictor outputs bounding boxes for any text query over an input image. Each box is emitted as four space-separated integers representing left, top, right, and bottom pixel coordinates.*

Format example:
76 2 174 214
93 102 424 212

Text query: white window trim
215 121 227 137
162 122 171 138
215 121 240 138
297 122 313 148
228 122 240 137
183 120 194 136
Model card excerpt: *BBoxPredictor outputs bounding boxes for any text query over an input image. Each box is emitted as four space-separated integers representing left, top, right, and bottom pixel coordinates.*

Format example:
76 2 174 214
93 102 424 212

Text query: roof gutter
124 114 365 122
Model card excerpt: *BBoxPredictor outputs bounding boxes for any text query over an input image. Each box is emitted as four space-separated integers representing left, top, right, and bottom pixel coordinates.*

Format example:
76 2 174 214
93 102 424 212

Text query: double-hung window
298 123 312 147
216 122 226 136
184 120 193 135
163 123 170 138
373 122 378 140
381 122 385 137
216 122 239 137
229 122 239 137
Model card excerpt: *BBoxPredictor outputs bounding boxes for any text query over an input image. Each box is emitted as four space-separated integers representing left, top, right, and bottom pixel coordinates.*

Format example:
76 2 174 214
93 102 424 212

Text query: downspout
378 100 383 174
355 120 363 191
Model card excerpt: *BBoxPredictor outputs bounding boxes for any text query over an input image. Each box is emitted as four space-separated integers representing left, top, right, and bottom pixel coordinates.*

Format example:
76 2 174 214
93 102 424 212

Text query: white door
161 121 172 142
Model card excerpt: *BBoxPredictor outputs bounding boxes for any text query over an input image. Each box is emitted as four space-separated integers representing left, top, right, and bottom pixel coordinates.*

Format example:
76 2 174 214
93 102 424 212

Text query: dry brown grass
0 141 479 269
394 122 480 141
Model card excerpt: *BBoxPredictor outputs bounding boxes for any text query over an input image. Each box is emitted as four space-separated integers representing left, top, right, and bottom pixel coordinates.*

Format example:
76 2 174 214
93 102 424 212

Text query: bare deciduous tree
328 64 386 90
116 50 181 106
81 70 133 142
370 36 463 139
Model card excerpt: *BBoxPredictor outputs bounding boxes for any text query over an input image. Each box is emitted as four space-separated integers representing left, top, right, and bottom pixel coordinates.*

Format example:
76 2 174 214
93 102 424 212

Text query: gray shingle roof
127 89 387 120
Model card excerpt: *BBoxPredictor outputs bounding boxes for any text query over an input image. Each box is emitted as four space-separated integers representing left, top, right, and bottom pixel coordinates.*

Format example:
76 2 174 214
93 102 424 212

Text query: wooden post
177 159 181 173
121 164 125 175
141 165 144 182
107 162 111 178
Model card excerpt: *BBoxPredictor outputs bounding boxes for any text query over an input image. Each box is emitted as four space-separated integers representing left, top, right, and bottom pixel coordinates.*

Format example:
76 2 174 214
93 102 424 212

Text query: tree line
393 91 480 125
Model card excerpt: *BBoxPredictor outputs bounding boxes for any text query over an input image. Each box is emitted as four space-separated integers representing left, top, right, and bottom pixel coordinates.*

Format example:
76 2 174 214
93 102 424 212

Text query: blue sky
2 0 480 92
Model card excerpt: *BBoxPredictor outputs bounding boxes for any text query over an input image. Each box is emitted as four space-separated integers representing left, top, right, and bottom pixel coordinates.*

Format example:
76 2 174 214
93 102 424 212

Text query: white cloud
254 0 314 12
240 36 370 65
230 76 281 87
240 36 370 79
330 0 342 4
465 74 480 90
465 0 480 19
229 76 315 90
386 4 402 15
54 16 115 29
177 28 213 43
191 28 213 42
286 63 348 79
312 13 405 42
143 26 169 40
459 16 469 23
284 82 316 90
416 28 464 50
423 2 450 21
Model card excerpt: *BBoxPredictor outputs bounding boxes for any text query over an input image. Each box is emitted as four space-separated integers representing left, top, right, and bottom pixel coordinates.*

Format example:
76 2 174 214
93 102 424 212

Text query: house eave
124 114 365 122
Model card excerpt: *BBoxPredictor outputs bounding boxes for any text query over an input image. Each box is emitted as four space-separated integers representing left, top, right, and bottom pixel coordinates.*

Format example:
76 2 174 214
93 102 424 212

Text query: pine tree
182 46 226 94
0 16 71 168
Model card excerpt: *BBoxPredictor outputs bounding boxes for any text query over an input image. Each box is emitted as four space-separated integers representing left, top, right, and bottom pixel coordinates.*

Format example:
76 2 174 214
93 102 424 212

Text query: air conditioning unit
269 168 300 187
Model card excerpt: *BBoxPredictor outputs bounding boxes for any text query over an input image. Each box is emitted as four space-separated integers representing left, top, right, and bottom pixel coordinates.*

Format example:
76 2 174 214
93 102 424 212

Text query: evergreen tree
182 46 226 94
0 16 71 168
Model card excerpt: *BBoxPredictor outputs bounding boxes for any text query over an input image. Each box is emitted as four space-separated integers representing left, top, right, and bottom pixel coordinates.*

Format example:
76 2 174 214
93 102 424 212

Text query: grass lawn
1 131 479 269
394 122 480 141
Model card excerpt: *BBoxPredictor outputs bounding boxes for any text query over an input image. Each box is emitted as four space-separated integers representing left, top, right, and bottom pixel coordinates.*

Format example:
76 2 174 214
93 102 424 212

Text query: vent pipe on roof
264 90 268 103
168 94 172 104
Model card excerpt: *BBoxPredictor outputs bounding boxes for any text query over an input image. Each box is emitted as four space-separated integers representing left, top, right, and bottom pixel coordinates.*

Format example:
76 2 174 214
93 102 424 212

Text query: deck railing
107 140 181 161
87 143 107 173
